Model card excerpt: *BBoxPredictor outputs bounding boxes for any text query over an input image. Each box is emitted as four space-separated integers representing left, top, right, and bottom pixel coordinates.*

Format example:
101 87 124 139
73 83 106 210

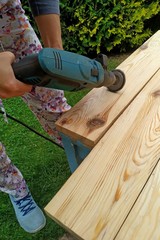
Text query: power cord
0 109 63 149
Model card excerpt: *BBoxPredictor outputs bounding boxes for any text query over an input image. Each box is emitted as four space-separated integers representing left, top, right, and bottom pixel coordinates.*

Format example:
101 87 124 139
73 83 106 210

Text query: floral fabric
0 0 71 198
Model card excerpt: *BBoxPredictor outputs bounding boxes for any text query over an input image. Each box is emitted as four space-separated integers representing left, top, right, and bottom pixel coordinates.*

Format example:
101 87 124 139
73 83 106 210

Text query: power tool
12 48 126 92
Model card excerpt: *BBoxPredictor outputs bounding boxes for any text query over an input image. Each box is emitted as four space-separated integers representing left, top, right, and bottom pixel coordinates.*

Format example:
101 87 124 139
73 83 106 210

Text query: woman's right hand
0 52 32 98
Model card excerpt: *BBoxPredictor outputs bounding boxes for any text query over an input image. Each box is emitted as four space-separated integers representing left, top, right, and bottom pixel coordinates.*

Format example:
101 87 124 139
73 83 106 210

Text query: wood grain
45 67 160 239
56 31 160 147
115 160 160 240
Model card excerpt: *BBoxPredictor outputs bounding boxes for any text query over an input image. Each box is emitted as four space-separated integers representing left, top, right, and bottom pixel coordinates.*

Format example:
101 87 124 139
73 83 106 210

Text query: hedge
22 0 160 55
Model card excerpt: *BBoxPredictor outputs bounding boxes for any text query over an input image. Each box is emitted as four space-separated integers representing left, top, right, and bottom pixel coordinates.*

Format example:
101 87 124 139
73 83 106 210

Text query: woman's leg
0 0 70 232
0 142 46 233
0 0 48 232
0 143 27 198
22 86 71 146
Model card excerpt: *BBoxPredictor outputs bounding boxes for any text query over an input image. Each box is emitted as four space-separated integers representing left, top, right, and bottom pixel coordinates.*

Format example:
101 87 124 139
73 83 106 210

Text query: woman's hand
0 52 32 98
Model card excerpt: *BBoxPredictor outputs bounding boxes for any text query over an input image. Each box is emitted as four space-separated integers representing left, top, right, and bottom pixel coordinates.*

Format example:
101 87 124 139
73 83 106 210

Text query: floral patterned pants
0 0 70 198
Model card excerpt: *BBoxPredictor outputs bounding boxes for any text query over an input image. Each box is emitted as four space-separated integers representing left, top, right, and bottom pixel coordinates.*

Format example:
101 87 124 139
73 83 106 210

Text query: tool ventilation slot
28 77 42 84
53 51 62 70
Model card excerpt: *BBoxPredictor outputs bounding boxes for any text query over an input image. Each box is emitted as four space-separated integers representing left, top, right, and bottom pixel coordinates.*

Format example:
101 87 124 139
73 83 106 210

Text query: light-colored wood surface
56 30 160 147
116 160 160 240
45 65 160 238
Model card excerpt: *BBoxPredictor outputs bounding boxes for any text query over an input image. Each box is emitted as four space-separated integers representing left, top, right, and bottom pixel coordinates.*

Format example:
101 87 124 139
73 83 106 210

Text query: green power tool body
12 48 126 92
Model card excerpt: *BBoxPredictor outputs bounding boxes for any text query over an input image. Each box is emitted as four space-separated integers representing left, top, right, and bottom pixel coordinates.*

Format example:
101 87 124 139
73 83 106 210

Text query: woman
0 0 70 233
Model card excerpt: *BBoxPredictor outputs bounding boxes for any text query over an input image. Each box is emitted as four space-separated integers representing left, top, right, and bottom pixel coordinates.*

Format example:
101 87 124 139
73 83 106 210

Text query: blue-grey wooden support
60 133 92 173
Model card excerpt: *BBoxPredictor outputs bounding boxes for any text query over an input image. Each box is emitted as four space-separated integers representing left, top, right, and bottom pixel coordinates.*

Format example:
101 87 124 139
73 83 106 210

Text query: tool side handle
12 54 46 85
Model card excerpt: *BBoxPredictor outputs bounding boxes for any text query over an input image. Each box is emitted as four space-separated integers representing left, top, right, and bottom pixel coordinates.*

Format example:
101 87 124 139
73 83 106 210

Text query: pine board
56 31 160 147
116 160 160 240
45 67 160 239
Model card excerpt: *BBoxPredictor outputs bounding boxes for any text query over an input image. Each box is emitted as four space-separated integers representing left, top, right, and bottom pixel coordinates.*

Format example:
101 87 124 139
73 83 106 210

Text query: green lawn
0 53 129 240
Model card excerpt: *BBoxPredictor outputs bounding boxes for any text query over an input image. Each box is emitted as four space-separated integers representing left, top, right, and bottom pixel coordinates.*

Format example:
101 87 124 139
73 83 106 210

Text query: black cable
0 109 63 149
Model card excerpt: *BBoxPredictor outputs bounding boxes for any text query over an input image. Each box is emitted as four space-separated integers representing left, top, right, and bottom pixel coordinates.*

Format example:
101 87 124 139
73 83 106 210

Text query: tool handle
12 54 46 85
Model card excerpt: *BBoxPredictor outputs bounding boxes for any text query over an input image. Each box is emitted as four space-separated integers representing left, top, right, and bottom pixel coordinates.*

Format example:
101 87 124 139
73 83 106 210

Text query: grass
0 53 129 240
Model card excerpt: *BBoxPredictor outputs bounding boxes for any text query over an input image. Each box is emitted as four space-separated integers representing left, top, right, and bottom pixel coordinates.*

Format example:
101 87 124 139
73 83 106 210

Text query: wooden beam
56 31 160 147
45 67 160 239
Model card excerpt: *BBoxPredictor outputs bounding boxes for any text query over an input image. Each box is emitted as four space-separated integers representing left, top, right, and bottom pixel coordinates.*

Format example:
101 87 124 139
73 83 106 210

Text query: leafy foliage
22 0 160 55
60 0 160 54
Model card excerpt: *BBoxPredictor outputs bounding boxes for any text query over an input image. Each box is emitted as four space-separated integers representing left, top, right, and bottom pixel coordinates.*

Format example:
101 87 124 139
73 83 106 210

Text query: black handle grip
12 54 46 85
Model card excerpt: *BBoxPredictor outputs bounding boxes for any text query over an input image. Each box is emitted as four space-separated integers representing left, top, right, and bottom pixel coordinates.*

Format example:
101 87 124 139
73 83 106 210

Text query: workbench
45 31 160 240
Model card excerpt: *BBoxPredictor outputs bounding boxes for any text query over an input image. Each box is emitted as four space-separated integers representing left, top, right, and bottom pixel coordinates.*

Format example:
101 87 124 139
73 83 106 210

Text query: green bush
22 1 160 55
60 0 160 54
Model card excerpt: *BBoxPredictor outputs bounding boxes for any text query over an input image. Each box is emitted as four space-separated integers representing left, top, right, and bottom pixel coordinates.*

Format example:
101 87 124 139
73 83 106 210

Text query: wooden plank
115 159 160 240
45 68 160 240
56 30 160 148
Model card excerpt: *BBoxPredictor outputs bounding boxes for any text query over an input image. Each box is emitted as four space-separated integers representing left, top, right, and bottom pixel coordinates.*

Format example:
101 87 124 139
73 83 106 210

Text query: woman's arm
0 1 63 99
28 0 63 49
